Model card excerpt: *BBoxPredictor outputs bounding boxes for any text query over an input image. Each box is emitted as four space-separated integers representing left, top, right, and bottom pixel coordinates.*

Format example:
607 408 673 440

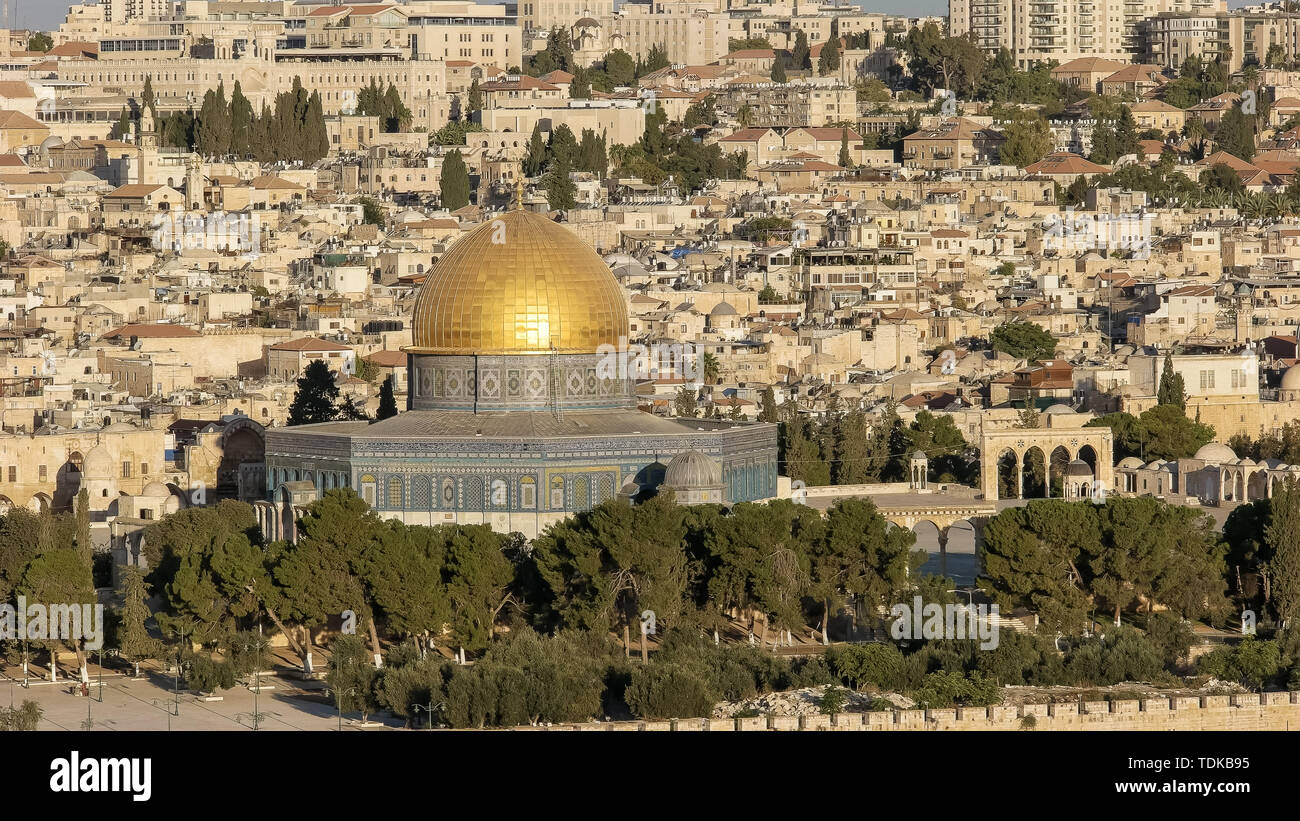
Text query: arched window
387 476 403 508
360 474 377 507
490 478 507 508
520 476 536 509
550 476 564 509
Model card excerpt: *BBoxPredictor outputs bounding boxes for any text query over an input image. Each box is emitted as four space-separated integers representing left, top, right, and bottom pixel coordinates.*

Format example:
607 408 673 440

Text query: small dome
709 301 738 316
1236 457 1256 466
103 421 136 432
1117 456 1145 469
1065 459 1094 478
142 482 171 498
82 445 114 479
911 450 929 461
1194 442 1237 463
664 450 722 488
1281 364 1300 391
1043 403 1075 414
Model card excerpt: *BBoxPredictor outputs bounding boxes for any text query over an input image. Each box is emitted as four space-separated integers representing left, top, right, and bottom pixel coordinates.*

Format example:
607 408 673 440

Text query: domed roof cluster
408 209 628 356
664 450 722 489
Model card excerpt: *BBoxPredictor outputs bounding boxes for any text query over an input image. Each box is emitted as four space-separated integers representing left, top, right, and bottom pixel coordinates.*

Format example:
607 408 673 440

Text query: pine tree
376 376 398 421
771 58 788 84
288 359 341 426
440 149 471 210
116 566 162 678
838 127 851 167
1157 352 1186 409
759 387 779 422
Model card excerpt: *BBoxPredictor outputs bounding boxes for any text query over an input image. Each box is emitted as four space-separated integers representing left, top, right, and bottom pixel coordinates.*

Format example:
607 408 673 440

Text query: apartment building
949 0 1226 67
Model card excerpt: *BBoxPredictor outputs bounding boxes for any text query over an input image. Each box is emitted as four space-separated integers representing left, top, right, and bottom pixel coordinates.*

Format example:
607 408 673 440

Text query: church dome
664 449 722 488
408 209 628 356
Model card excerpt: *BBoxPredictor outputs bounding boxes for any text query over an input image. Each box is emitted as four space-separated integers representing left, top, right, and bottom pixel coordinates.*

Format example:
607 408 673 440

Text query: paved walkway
2 667 405 732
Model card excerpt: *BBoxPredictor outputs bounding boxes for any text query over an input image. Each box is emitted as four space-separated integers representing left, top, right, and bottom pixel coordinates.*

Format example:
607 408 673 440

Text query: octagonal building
261 208 778 540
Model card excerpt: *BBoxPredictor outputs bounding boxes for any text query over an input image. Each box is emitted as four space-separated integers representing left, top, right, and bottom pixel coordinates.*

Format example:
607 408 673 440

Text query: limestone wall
506 692 1300 731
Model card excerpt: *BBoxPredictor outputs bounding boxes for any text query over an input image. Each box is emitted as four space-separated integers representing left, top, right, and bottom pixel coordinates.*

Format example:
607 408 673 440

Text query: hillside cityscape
0 0 1298 741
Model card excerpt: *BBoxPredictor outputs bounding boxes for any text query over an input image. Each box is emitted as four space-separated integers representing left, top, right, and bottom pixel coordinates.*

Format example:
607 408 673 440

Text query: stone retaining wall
508 692 1300 731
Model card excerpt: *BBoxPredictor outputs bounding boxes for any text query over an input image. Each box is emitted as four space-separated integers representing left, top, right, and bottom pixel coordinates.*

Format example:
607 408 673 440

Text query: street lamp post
411 699 445 730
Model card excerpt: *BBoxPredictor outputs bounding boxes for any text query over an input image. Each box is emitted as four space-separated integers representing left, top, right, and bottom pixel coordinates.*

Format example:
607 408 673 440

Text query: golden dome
408 209 628 355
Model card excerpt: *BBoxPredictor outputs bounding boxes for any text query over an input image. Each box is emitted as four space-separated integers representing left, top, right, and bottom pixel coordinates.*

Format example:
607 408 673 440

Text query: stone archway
979 427 1114 501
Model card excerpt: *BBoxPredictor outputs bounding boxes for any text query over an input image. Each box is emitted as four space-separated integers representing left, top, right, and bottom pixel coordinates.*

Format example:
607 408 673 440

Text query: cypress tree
376 376 398 421
543 156 577 211
109 107 131 140
440 149 471 210
793 29 811 70
771 58 788 84
305 90 328 162
1157 352 1186 409
229 81 253 158
525 123 547 176
838 127 851 167
74 488 90 564
467 78 483 114
142 75 157 121
818 35 841 76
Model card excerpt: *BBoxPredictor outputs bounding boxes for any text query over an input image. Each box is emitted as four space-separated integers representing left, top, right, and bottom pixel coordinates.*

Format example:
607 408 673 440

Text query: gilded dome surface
409 210 628 355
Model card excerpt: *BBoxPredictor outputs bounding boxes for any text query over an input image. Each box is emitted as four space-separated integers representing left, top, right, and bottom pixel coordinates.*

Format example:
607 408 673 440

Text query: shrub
625 664 714 719
826 643 906 690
